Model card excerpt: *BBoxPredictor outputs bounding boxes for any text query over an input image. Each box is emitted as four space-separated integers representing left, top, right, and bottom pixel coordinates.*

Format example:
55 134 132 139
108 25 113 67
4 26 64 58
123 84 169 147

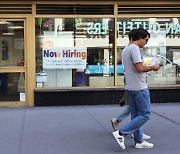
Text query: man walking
111 29 150 140
112 28 160 149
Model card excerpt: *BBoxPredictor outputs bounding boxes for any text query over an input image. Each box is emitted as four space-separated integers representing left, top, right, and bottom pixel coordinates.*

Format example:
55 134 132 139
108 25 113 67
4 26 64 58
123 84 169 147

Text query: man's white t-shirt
122 44 147 90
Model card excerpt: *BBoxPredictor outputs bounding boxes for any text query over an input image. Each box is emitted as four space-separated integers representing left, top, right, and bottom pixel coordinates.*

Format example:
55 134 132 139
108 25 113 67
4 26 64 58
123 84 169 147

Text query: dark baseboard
34 87 180 106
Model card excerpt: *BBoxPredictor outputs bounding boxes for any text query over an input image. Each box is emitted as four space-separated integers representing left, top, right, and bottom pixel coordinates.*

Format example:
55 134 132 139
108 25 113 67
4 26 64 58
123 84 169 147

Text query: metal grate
0 4 32 14
118 4 180 14
36 4 114 15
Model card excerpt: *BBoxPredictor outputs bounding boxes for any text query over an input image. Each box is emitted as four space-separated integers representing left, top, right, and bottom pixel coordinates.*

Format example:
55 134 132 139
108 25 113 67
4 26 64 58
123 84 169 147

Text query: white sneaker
135 141 154 149
143 134 151 140
131 133 151 140
112 130 126 150
111 118 119 131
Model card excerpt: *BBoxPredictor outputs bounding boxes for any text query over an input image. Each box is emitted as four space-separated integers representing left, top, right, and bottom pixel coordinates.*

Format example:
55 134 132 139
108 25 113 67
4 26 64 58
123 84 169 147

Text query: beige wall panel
0 101 27 107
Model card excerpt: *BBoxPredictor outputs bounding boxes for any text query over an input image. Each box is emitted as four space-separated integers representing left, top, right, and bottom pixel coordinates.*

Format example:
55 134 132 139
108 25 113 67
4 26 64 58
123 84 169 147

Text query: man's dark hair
131 28 150 41
128 29 137 40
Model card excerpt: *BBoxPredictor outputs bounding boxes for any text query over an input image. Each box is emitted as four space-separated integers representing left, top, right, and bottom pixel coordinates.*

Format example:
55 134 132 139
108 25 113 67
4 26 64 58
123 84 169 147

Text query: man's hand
135 62 160 73
151 64 160 71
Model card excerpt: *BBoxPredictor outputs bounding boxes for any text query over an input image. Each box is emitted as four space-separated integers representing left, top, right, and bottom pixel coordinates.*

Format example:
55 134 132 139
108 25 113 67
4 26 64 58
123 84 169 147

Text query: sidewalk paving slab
0 103 179 154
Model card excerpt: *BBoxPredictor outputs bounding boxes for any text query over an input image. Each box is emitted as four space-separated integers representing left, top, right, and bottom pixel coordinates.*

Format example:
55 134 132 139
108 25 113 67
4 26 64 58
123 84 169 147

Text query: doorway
0 19 27 106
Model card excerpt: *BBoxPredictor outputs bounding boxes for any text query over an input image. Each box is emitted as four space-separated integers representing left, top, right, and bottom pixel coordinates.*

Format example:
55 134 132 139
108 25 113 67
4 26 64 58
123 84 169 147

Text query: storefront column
26 17 36 106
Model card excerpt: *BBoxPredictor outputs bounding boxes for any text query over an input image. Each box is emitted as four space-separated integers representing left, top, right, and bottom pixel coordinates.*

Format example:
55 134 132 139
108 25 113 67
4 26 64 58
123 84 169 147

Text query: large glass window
117 18 180 86
35 18 115 87
0 72 25 101
0 20 24 67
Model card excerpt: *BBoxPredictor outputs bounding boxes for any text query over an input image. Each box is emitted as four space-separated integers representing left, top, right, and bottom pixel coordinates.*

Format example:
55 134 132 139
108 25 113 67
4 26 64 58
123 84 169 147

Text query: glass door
0 19 27 106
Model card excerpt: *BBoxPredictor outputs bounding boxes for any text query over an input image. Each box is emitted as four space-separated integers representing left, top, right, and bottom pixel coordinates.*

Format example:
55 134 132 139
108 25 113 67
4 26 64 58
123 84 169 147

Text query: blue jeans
117 105 130 123
120 88 151 143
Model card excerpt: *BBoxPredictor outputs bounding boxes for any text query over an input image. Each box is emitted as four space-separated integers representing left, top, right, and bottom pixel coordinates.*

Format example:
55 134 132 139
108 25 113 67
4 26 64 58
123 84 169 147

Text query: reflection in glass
35 18 115 87
117 18 180 86
0 20 24 67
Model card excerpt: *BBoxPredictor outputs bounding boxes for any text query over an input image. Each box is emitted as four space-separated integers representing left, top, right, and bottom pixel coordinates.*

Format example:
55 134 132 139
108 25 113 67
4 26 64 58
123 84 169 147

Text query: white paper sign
20 93 25 101
43 47 87 69
36 72 47 82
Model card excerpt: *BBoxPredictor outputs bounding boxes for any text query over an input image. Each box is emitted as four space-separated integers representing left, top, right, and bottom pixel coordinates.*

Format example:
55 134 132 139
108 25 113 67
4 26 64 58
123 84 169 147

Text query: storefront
0 0 180 106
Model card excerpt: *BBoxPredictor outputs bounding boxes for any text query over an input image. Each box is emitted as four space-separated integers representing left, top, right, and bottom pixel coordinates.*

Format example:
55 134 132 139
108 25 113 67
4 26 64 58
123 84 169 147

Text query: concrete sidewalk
0 103 180 154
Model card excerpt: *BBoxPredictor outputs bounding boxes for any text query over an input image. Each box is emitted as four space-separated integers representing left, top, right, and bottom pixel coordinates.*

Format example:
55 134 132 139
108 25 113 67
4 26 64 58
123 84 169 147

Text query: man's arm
134 62 160 73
